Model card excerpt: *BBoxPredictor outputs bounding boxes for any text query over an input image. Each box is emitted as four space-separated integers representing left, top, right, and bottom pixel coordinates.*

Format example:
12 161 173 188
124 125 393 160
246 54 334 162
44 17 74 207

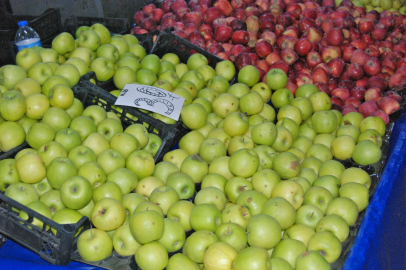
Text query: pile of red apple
133 0 406 123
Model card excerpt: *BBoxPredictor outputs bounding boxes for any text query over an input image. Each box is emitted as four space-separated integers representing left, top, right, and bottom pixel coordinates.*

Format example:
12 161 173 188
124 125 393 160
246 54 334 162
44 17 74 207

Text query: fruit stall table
0 112 405 270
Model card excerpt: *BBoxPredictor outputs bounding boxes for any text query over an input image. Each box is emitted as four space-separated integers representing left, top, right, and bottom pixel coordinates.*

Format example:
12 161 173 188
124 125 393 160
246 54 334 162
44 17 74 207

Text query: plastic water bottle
15 21 42 51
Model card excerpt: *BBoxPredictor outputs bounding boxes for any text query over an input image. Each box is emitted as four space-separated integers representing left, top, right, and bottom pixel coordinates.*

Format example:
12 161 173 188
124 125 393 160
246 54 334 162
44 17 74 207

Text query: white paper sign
114 84 185 121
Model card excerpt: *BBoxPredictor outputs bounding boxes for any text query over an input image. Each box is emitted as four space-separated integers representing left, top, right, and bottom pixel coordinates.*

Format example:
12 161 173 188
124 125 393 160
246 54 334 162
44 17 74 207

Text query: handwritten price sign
114 84 185 121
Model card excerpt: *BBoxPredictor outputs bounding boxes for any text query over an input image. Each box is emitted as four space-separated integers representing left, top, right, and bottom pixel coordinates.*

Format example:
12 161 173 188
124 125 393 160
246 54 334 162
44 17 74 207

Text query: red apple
364 57 381 77
245 6 261 17
214 0 233 16
261 31 277 46
384 91 402 103
281 48 298 65
368 76 386 91
203 7 224 24
331 88 351 101
255 39 273 58
331 96 344 107
173 30 188 39
295 73 313 87
260 19 276 32
217 52 230 60
377 97 400 115
235 52 253 69
312 68 329 84
344 97 361 108
229 44 248 62
160 0 173 13
231 0 247 9
141 17 157 32
134 11 149 25
370 110 390 125
326 28 345 46
299 18 317 33
347 63 364 80
183 12 202 26
358 19 375 34
208 43 225 55
255 0 271 13
246 16 260 32
294 38 312 56
171 0 187 12
229 19 247 31
269 60 290 74
142 4 156 14
266 52 281 65
364 87 382 102
327 58 346 78
359 100 378 117
214 26 233 43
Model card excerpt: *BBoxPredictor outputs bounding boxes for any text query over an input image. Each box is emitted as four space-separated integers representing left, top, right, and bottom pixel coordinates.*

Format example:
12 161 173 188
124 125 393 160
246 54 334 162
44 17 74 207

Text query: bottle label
16 40 42 51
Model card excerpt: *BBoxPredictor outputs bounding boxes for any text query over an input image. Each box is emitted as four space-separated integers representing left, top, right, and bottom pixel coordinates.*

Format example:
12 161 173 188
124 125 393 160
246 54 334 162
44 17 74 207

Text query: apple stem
310 212 314 218
90 223 93 238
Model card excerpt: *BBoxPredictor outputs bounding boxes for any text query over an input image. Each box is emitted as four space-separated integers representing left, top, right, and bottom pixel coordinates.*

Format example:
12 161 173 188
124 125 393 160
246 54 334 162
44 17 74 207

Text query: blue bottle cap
18 21 28 27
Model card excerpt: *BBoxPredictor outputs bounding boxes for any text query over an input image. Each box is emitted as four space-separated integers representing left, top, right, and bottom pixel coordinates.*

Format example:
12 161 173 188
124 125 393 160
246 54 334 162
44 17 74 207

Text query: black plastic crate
0 191 88 265
73 72 186 162
0 8 62 65
150 32 237 84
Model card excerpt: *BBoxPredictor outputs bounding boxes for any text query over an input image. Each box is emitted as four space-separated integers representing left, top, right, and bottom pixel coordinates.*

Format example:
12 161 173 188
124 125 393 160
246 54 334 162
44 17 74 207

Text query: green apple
295 84 319 98
207 76 229 94
195 187 227 211
54 64 80 87
236 190 267 216
326 197 359 226
226 83 249 99
215 60 236 81
167 200 195 231
197 65 216 83
276 118 300 140
46 157 77 189
208 155 235 180
225 177 252 203
295 204 324 230
135 241 168 270
39 48 59 63
25 93 49 120
75 26 90 38
92 181 123 203
239 92 264 116
65 58 89 76
247 214 282 249
183 230 218 263
215 222 247 253
266 68 288 90
128 44 146 60
0 159 20 191
167 253 200 270
5 182 38 206
175 63 189 79
112 223 141 256
37 141 67 168
110 36 129 55
134 202 164 217
82 132 110 156
340 167 371 188
318 160 345 180
90 57 115 82
77 199 94 220
221 204 251 229
126 150 155 180
0 90 26 121
358 129 383 147
352 140 382 165
41 75 70 97
251 169 280 198
306 144 333 163
337 124 360 141
339 182 369 212
129 209 164 244
271 180 304 210
203 241 237 270
162 53 179 65
331 135 356 161
271 88 294 108
19 201 52 230
16 115 37 133
198 138 227 165
295 250 331 270
14 77 41 97
15 152 46 184
180 154 209 183
312 111 337 134
189 203 222 232
91 197 125 231
313 175 340 198
77 228 113 262
201 173 228 194
68 146 96 169
60 175 92 209
78 30 101 51
135 176 164 198
166 171 195 199
187 53 208 71
284 224 315 247
97 44 119 63
52 32 75 55
69 47 94 67
0 65 27 90
252 82 272 103
238 65 259 87
158 218 186 252
90 23 111 45
229 149 259 178
309 92 331 112
69 116 97 141
135 68 157 85
277 105 303 125
149 186 180 215
341 111 364 127
307 232 342 263
252 146 277 170
222 112 248 137
212 93 240 119
227 135 254 155
25 122 55 149
16 48 42 71
298 123 317 141
49 84 74 109
303 186 333 214
291 97 314 121
272 151 300 180
124 124 149 149
140 54 161 75
54 128 81 153
182 70 205 91
313 134 335 149
271 238 307 268
301 157 323 175
96 118 123 142
316 214 349 242
291 136 312 154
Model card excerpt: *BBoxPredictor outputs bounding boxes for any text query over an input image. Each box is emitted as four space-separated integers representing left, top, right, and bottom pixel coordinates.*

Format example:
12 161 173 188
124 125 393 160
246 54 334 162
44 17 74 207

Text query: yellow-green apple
300 157 322 175
215 60 236 81
149 186 179 215
65 58 89 76
54 128 81 153
54 64 80 87
227 83 250 99
52 32 75 55
68 146 97 169
167 200 195 231
46 157 77 189
92 182 123 203
306 144 333 163
77 200 94 220
106 167 137 195
179 131 205 156
203 241 237 270
134 202 164 217
5 182 38 206
16 115 37 133
309 92 332 112
312 111 337 134
49 84 74 109
78 30 101 51
96 149 125 174
229 149 259 178
128 44 146 60
295 204 324 230
209 156 235 180
14 78 41 97
271 238 307 268
336 124 360 141
97 44 119 63
339 182 369 212
187 53 208 70
295 251 331 270
212 93 239 118
0 159 20 191
158 218 186 252
16 48 42 71
42 107 71 132
27 63 53 85
357 129 382 147
110 36 129 55
82 132 110 156
91 197 125 231
15 152 46 184
252 146 277 170
239 92 264 116
25 93 49 119
284 224 315 246
0 90 26 121
247 214 282 249
340 167 371 188
291 97 314 121
276 118 300 140
69 116 97 141
19 201 52 230
180 154 209 184
129 209 164 244
236 190 267 216
307 232 342 263
316 214 349 242
326 197 359 226
77 161 107 188
352 140 382 165
77 228 113 262
135 241 168 270
90 57 115 81
313 175 340 198
271 180 304 210
215 222 247 252
0 65 27 90
313 134 335 149
198 138 227 165
112 223 141 256
90 23 111 45
167 253 200 270
113 66 136 89
190 203 222 232
51 207 83 235
39 48 58 63
37 141 67 168
0 121 25 151
227 135 255 156
251 169 280 198
181 103 207 130
272 152 300 180
195 187 227 211
197 65 216 82
126 150 155 179
41 75 70 97
262 197 296 230
318 160 345 179
69 47 94 67
303 186 333 214
271 126 293 152
292 136 313 154
221 204 251 230
124 124 149 149
153 161 179 184
183 230 218 263
60 175 92 209
225 177 253 203
201 173 227 194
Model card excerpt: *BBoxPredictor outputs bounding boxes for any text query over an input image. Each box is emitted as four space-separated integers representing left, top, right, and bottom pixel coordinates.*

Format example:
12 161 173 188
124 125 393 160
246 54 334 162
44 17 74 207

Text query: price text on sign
114 84 185 121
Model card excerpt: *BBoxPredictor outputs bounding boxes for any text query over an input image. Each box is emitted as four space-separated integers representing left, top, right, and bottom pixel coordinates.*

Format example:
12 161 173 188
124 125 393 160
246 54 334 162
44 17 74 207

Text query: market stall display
0 0 405 270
